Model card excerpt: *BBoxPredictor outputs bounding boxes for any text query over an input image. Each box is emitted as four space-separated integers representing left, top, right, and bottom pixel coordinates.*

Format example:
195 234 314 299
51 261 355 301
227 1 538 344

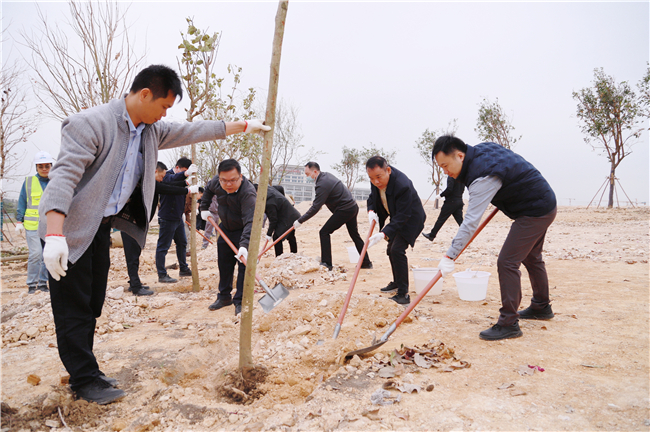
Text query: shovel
257 226 295 260
206 216 290 313
332 219 376 339
345 207 499 358
185 220 213 245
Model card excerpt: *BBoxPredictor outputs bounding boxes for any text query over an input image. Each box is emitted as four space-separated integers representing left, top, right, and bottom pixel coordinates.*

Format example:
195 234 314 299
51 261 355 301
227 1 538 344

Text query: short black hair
198 187 205 193
130 65 183 101
218 158 241 174
156 161 168 171
305 161 320 171
273 184 285 196
365 156 388 170
176 157 192 169
432 135 467 159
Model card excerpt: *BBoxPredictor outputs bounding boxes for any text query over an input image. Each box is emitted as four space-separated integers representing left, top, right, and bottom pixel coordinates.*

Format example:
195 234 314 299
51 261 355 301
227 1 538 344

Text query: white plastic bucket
412 268 443 296
347 246 360 264
453 270 490 301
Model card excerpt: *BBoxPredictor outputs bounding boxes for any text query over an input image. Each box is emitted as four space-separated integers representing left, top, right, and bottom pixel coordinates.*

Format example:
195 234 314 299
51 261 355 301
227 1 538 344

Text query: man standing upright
201 159 256 316
39 64 270 405
155 157 196 283
366 156 426 305
293 162 372 271
432 136 556 341
15 151 54 294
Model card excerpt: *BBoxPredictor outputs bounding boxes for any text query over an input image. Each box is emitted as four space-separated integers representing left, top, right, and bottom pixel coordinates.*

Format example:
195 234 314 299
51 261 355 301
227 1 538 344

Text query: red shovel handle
258 226 295 260
185 220 213 245
336 219 376 327
388 207 499 334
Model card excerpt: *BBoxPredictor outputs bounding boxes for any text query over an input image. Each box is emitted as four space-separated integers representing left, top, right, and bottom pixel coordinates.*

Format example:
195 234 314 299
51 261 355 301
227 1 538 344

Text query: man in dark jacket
433 136 557 341
200 159 256 316
121 161 197 295
422 176 465 242
155 156 197 283
293 162 372 271
366 156 426 305
258 184 300 256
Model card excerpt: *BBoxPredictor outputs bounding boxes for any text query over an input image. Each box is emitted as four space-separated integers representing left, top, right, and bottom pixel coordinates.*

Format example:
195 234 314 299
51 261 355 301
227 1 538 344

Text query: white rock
45 419 60 428
318 300 328 307
25 327 39 339
107 286 125 300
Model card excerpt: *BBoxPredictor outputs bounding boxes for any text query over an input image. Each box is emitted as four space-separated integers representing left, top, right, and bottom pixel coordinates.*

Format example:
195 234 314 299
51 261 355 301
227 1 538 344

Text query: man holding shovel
365 156 426 305
201 159 257 316
432 136 556 341
256 184 300 256
293 162 372 271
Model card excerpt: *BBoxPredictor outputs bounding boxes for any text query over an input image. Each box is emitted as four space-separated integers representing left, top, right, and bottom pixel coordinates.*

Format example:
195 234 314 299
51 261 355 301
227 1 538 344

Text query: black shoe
98 371 118 387
360 261 373 269
28 286 36 294
320 262 333 271
479 323 523 341
208 298 233 311
75 378 125 405
422 232 435 241
235 304 242 315
179 269 192 277
158 275 178 283
38 286 49 293
518 304 554 320
132 286 155 296
380 282 398 293
390 293 410 305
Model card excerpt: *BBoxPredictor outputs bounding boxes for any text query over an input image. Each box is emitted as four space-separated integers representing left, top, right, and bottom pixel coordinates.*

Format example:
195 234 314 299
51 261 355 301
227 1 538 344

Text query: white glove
15 223 24 234
201 210 212 222
368 232 385 248
185 175 195 185
43 236 69 281
265 235 274 243
244 119 272 134
368 211 379 226
435 194 442 200
185 164 198 177
235 247 248 263
187 184 199 194
438 255 455 277
293 220 301 230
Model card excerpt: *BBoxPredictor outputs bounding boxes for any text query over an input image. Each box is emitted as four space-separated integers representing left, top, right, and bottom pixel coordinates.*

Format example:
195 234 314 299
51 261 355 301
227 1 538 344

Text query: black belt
101 216 113 225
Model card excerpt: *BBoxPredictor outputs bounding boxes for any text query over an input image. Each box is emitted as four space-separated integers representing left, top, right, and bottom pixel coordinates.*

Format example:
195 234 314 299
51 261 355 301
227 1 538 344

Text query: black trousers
387 232 410 295
273 222 298 256
319 206 371 268
428 200 464 240
121 231 143 289
49 222 111 391
217 225 246 306
497 207 557 326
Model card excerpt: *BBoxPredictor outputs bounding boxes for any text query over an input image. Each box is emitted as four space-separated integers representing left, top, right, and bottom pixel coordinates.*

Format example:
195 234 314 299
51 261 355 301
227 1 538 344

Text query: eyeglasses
219 176 241 185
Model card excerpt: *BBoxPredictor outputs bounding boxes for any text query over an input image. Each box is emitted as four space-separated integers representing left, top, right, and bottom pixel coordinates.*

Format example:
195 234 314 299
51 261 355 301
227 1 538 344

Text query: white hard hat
33 151 55 165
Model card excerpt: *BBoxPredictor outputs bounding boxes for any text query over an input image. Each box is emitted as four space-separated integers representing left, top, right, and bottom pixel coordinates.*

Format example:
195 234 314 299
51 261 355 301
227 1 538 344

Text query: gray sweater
39 97 226 263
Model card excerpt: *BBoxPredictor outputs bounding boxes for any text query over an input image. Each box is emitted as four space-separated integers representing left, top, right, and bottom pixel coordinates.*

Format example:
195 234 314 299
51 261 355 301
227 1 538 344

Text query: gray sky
3 1 649 206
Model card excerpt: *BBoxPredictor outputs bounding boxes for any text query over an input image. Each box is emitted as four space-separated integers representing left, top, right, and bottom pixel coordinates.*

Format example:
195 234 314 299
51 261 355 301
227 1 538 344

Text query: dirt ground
1 203 649 431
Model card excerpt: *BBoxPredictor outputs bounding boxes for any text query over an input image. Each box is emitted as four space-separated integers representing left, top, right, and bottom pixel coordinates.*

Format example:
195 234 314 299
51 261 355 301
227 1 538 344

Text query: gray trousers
497 207 557 326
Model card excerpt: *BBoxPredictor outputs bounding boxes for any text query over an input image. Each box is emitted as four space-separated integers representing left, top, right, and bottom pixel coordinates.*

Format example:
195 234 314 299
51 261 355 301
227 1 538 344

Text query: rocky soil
1 205 648 431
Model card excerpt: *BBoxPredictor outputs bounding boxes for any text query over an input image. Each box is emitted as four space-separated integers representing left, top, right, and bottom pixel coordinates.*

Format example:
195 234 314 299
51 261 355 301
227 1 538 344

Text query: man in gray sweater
39 65 270 405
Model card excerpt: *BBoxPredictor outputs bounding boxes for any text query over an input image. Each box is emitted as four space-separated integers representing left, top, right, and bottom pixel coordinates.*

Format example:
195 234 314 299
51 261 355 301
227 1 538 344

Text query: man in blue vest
15 151 54 294
433 136 557 341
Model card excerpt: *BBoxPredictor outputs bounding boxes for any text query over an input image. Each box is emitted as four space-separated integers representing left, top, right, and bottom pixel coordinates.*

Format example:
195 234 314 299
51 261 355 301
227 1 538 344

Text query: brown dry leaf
378 366 396 378
396 383 421 394
382 381 396 390
394 411 410 421
362 408 381 421
48 343 57 348
449 360 471 370
517 365 535 376
510 389 527 396
498 383 514 390
393 363 406 376
426 384 435 392
414 353 432 369
570 314 578 319
541 325 548 330
26 374 40 386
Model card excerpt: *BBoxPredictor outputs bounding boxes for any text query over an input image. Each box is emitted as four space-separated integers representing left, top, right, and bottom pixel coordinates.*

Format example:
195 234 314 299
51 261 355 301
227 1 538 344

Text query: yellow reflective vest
24 176 43 231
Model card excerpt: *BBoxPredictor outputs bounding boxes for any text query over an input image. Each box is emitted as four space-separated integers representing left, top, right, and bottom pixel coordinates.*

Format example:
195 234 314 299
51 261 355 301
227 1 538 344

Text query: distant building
272 165 371 204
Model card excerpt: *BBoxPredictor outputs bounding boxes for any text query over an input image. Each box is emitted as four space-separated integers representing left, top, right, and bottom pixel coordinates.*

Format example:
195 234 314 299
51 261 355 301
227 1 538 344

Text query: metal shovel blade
344 340 387 359
258 283 290 313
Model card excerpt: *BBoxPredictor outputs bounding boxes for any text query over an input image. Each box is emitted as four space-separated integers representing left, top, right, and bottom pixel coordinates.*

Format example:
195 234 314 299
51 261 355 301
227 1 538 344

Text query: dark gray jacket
39 96 226 263
298 172 357 223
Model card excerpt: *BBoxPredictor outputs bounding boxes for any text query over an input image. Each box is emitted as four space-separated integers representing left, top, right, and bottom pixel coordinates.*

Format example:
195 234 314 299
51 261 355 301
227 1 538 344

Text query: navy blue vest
457 143 556 219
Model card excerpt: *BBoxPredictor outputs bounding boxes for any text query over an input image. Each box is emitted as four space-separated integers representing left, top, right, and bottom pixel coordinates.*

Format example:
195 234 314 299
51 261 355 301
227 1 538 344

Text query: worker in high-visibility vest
16 151 54 294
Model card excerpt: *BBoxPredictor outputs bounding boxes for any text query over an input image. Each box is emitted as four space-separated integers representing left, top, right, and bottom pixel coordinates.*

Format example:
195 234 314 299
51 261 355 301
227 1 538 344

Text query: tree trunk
239 0 288 369
190 143 199 291
607 163 615 208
